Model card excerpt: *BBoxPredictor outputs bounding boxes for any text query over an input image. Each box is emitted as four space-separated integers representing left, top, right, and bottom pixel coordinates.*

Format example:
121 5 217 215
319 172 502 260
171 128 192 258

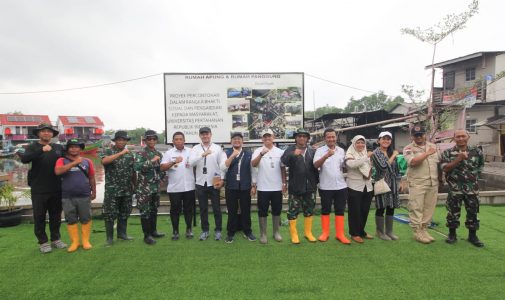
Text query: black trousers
319 188 348 215
347 187 373 237
168 190 195 233
257 191 283 217
225 188 252 237
196 184 222 232
375 207 395 216
31 192 62 244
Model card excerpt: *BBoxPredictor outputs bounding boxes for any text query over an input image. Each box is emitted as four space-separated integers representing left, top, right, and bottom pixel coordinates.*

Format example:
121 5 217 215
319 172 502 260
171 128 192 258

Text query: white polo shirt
314 145 347 190
161 146 195 193
252 146 285 191
188 143 226 186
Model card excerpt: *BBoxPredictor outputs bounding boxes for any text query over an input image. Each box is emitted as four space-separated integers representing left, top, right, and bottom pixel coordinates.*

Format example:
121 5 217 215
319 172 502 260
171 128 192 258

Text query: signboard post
164 72 304 144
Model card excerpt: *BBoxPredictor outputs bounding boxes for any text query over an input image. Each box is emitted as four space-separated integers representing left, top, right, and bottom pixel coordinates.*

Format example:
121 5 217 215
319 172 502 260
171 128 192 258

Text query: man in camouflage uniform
100 130 136 246
441 129 485 247
134 130 166 245
281 128 319 244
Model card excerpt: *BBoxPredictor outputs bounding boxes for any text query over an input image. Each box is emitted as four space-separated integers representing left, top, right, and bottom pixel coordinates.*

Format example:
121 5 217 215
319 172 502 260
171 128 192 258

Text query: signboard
442 86 477 108
164 73 304 144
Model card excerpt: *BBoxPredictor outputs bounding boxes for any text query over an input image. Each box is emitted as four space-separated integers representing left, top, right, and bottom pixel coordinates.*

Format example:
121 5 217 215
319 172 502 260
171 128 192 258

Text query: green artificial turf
1 206 504 299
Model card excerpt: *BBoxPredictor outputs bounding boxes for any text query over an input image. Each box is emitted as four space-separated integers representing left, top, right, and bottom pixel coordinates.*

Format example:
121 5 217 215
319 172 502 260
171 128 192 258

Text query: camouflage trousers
102 194 133 222
287 192 315 220
446 193 480 230
137 193 160 219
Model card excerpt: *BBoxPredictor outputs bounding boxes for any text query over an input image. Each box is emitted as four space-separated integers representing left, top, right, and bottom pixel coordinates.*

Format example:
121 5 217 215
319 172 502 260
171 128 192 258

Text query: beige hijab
345 135 371 177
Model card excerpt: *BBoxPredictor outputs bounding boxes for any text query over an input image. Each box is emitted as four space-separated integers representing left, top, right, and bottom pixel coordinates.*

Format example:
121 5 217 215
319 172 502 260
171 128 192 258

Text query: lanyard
236 150 244 175
235 149 244 181
201 143 211 167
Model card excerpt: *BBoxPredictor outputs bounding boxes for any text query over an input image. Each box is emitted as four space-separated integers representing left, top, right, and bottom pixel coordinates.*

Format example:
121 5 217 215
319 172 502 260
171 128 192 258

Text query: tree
306 105 343 119
104 128 165 144
401 0 479 139
343 91 404 113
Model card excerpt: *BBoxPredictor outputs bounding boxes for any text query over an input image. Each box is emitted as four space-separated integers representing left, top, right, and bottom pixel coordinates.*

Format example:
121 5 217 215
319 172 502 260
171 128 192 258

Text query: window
443 71 455 90
466 119 477 133
84 117 96 124
6 115 42 122
466 67 476 81
67 116 79 123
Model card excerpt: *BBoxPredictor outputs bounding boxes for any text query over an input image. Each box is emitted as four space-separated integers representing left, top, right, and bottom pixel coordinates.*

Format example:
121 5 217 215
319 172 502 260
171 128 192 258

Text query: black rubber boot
151 212 165 238
141 218 156 245
468 229 484 247
117 219 133 241
105 220 114 246
446 228 457 244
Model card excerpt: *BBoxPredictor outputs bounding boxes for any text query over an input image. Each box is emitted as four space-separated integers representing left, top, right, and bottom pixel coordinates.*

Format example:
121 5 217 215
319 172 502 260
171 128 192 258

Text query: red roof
58 116 104 127
0 114 51 126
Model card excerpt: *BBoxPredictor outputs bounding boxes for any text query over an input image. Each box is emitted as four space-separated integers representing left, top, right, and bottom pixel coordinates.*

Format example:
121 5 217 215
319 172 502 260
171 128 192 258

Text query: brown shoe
351 236 364 243
363 233 374 239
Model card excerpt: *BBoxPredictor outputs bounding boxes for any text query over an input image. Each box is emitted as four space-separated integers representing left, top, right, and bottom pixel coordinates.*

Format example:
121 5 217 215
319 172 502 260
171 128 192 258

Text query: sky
1 0 503 131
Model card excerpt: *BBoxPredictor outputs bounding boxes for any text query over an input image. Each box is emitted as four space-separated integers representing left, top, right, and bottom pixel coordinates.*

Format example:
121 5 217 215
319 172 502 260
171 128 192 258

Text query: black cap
411 125 426 136
66 138 85 150
230 132 243 139
33 123 59 137
144 129 158 139
199 127 211 134
112 130 131 141
293 128 310 138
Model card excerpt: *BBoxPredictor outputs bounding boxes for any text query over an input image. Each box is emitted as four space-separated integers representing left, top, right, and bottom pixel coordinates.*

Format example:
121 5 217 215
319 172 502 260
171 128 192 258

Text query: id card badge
236 174 240 181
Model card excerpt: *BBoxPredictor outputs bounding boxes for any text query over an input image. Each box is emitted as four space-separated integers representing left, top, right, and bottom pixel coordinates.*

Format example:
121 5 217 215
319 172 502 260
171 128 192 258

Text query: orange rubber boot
335 216 351 244
318 214 330 242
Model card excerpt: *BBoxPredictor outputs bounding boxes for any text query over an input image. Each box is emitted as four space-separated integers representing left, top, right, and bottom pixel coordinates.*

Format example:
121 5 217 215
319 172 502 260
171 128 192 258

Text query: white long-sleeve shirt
251 146 285 191
188 143 226 186
345 157 373 192
314 145 347 190
161 146 195 193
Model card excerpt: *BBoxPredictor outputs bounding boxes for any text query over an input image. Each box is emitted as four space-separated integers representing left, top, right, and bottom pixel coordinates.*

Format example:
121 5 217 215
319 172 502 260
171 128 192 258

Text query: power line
0 73 163 95
0 71 430 98
305 73 385 95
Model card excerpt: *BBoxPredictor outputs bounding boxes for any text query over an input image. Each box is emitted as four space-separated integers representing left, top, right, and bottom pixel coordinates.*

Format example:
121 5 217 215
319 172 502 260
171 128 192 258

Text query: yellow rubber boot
81 221 93 250
304 216 317 242
335 216 351 244
288 220 300 244
67 224 80 253
318 214 330 242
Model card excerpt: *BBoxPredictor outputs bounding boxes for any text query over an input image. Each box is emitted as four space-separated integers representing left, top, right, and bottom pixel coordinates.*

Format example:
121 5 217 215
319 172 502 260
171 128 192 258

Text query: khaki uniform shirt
403 141 439 187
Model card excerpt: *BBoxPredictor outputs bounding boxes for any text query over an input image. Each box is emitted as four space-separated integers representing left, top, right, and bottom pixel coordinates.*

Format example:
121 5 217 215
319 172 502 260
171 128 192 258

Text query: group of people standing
20 121 485 253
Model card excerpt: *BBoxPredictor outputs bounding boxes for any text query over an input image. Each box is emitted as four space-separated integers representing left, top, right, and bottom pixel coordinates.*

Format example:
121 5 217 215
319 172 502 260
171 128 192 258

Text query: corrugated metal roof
424 51 505 69
381 121 409 129
58 116 104 127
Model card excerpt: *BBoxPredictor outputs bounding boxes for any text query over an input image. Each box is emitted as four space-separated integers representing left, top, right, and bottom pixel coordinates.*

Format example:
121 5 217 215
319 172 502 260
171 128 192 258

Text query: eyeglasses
146 137 157 141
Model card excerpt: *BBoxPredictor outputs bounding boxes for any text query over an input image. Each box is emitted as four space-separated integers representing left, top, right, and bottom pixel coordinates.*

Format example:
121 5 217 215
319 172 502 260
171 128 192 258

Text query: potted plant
0 182 29 227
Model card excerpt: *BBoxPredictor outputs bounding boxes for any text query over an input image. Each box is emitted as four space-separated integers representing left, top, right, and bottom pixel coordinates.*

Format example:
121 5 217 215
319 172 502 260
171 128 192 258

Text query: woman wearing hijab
371 131 401 241
345 135 374 243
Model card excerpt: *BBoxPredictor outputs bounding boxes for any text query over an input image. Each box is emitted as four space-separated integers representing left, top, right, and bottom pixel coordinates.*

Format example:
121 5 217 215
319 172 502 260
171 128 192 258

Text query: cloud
0 0 503 131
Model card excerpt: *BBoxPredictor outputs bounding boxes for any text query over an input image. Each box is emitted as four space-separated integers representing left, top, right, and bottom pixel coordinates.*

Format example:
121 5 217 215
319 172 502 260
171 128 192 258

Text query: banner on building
164 73 304 144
